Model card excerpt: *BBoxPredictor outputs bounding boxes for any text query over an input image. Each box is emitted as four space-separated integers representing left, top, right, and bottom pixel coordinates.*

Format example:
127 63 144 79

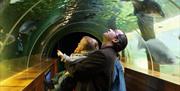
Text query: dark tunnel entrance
50 32 101 58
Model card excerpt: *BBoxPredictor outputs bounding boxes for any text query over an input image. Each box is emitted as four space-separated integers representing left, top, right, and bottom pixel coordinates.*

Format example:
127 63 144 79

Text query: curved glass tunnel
0 0 179 89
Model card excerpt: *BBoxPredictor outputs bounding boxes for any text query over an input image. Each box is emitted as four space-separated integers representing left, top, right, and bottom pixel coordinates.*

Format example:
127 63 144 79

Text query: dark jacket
65 47 117 91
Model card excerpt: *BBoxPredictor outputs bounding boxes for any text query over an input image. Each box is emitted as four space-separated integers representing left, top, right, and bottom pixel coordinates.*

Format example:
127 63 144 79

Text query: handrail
0 59 55 91
123 63 180 86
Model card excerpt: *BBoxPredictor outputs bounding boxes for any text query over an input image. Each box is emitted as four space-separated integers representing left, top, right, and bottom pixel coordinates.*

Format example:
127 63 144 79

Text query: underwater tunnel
0 0 180 91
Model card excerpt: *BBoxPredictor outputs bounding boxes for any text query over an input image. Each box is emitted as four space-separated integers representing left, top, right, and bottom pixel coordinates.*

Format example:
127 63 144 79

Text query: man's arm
65 51 106 79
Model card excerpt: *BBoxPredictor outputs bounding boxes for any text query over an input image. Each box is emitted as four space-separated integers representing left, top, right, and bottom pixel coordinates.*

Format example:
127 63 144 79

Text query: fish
10 0 24 4
84 13 96 20
133 0 165 17
19 20 37 35
138 37 177 64
121 0 165 17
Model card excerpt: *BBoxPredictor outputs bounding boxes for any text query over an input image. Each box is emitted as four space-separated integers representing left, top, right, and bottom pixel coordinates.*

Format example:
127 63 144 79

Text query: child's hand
57 50 63 58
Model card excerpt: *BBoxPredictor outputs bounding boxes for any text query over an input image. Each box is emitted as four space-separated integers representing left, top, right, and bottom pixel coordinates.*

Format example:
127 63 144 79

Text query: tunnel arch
49 32 101 57
41 27 103 58
27 19 108 67
32 21 107 58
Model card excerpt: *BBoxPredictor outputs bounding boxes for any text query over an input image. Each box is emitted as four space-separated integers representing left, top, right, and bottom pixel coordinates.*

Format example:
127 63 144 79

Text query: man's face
103 29 117 42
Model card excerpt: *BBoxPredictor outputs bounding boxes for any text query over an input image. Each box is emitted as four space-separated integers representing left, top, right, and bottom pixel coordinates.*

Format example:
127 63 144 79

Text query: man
56 36 99 91
58 29 128 91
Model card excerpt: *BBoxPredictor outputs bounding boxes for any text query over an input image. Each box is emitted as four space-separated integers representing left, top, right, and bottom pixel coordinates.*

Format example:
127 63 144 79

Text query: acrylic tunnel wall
0 0 180 88
0 0 108 81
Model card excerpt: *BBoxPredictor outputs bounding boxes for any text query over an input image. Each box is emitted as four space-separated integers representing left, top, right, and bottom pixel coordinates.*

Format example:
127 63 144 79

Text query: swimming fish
10 0 24 4
120 0 165 17
138 38 176 64
19 20 37 35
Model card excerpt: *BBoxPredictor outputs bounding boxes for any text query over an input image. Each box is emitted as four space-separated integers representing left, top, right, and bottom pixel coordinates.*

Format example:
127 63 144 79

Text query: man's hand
57 50 63 58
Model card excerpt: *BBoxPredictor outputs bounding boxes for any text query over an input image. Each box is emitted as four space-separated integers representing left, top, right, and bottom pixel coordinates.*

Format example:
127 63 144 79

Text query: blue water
157 29 180 77
126 28 180 77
